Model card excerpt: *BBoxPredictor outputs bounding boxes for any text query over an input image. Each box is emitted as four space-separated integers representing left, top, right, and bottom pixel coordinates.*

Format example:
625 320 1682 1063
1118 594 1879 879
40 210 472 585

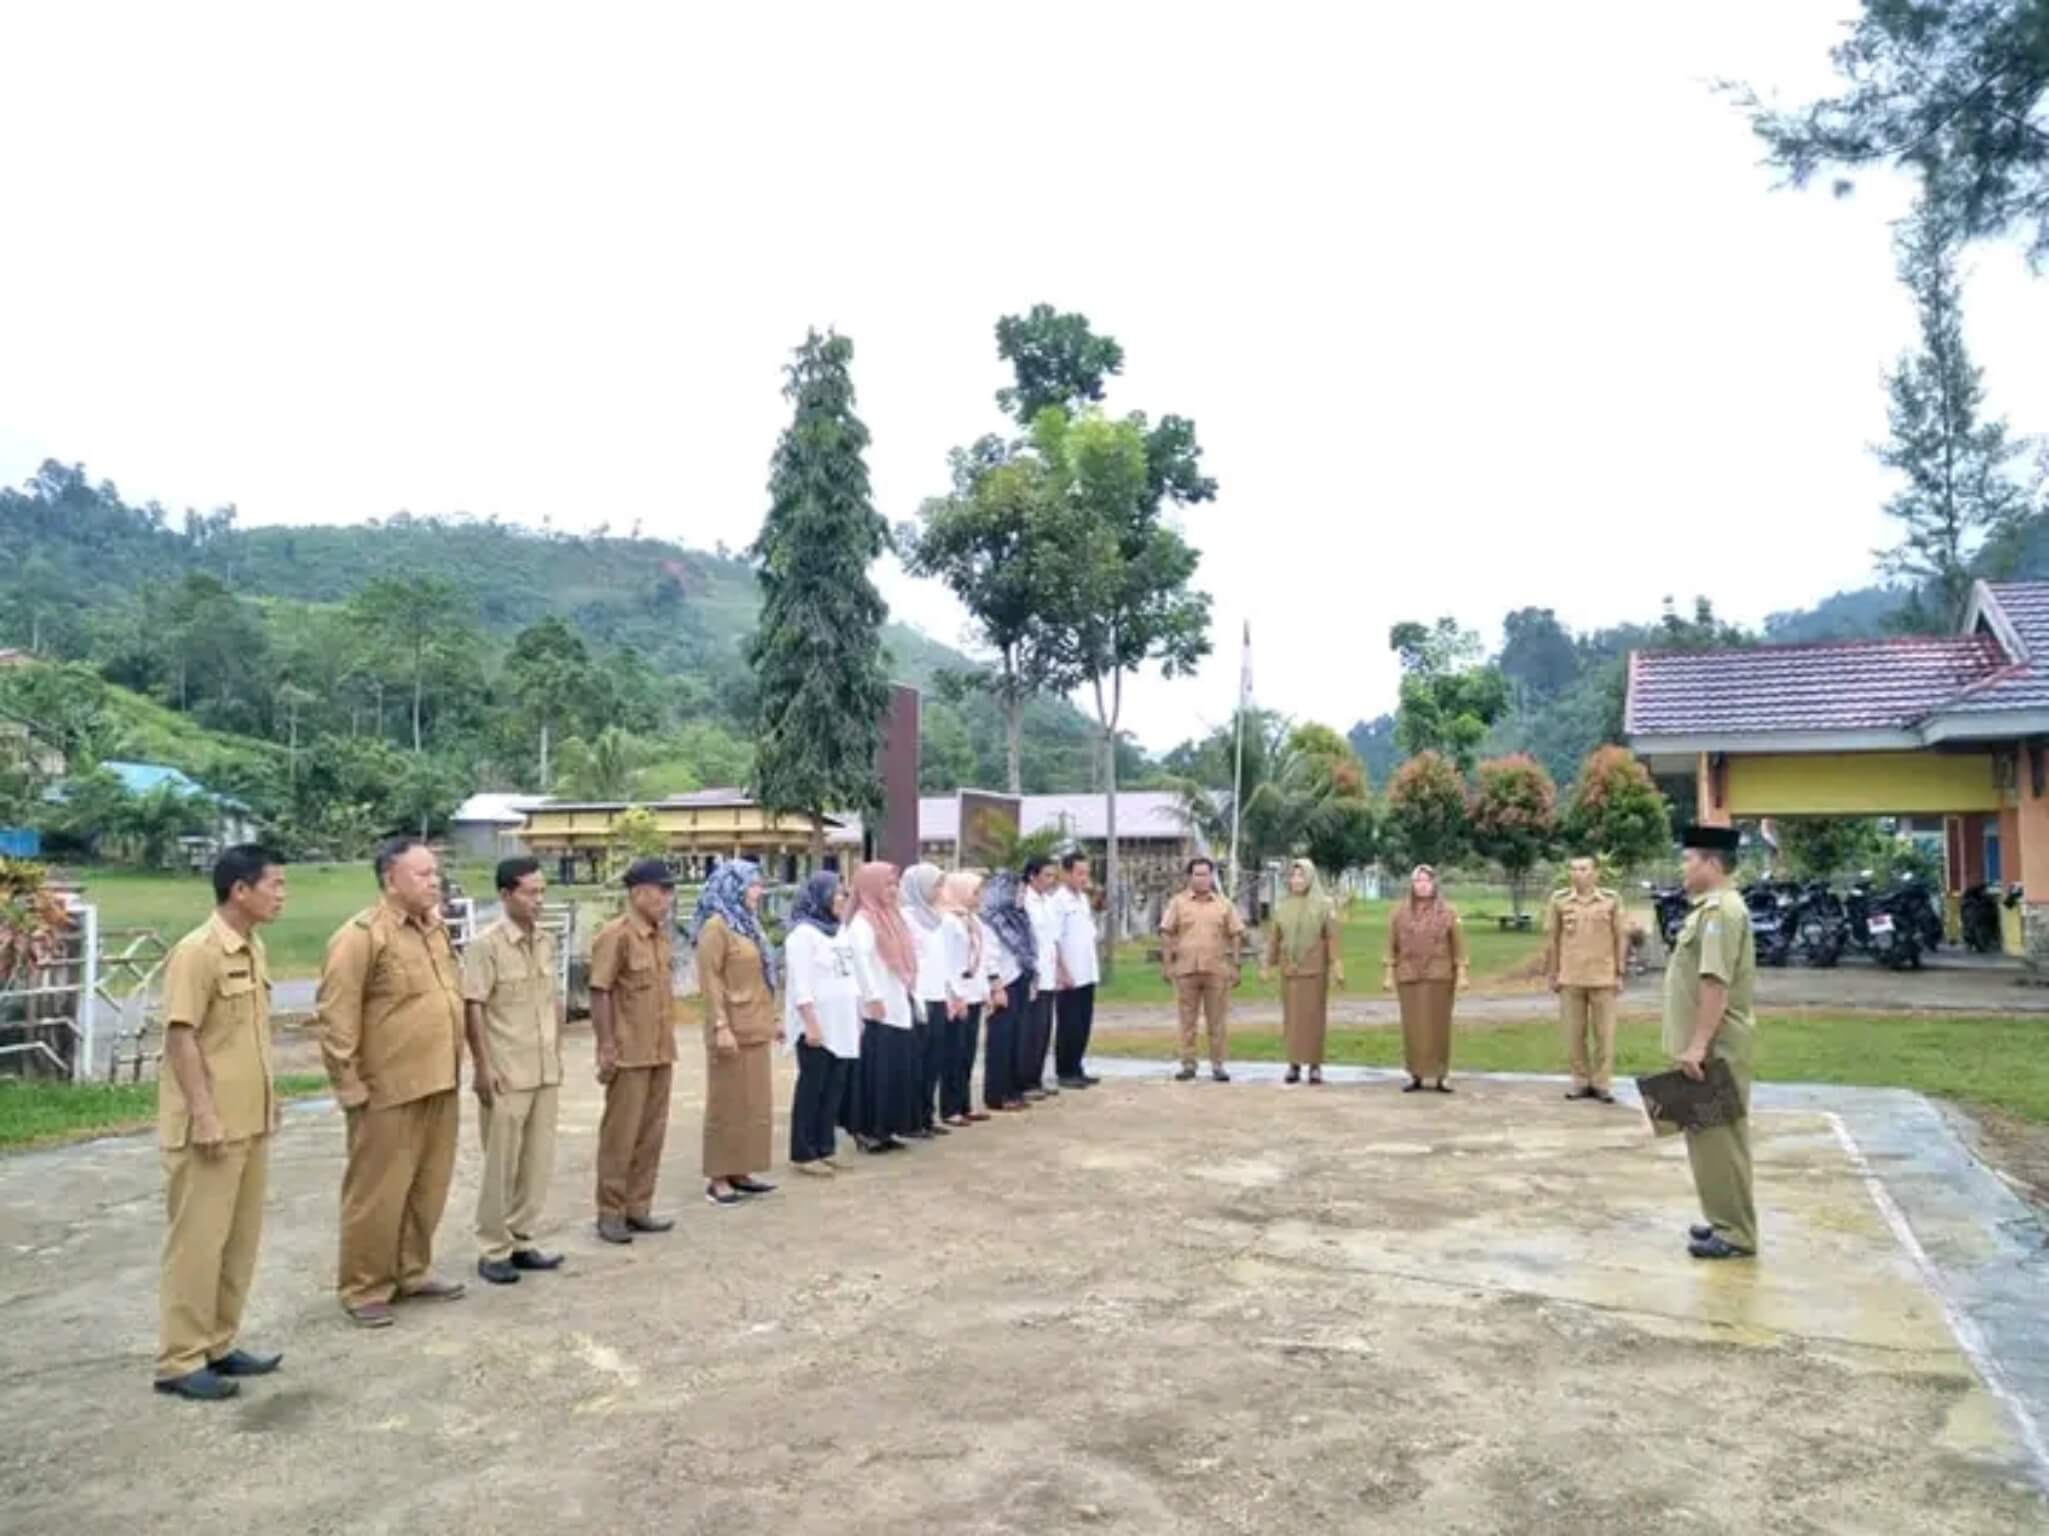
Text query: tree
1777 816 1886 880
746 329 895 862
1389 618 1510 773
503 616 593 790
1562 745 1673 874
1873 207 2035 627
116 783 210 869
1380 751 1469 872
994 304 1126 424
164 573 270 728
1469 755 1559 916
1730 1 2049 260
610 806 669 874
388 755 465 839
902 441 1087 791
1171 715 1374 891
346 576 473 754
1499 608 1581 703
556 727 644 801
1048 406 1215 952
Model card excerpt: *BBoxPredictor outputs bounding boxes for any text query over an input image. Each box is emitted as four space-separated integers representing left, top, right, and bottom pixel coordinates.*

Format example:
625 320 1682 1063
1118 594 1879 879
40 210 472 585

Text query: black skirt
846 1019 922 1140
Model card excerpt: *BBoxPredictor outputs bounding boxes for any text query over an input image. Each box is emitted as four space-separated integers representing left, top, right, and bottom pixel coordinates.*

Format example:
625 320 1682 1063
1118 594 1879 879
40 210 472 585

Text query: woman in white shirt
845 861 920 1154
939 870 995 1128
978 869 1037 1113
901 863 960 1138
782 872 859 1176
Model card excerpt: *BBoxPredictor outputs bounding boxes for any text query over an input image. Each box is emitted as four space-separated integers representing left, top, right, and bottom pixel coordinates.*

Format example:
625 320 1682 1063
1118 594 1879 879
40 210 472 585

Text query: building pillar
2017 741 2049 970
1695 753 1732 828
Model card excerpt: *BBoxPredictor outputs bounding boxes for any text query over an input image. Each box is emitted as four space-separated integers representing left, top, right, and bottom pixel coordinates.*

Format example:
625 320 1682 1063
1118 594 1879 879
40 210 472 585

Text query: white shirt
949 915 990 1006
986 919 1025 990
784 924 862 1059
910 914 955 1006
1026 886 1062 985
848 913 913 1029
1053 885 1101 988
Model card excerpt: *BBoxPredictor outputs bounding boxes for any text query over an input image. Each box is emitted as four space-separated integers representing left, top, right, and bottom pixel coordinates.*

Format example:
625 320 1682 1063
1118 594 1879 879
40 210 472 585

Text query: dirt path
1 1035 2043 1534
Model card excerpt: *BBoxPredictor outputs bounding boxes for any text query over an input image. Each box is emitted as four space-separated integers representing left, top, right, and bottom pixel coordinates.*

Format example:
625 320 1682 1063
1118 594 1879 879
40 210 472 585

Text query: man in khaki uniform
1159 857 1245 1084
589 858 679 1245
319 836 468 1327
1663 824 1759 1261
155 845 287 1402
1544 855 1630 1104
465 856 565 1286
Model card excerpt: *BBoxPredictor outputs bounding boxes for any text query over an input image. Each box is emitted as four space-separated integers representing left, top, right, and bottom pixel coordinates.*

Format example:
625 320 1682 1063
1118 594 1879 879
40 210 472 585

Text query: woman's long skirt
704 1039 773 1178
847 1021 922 1140
982 995 1020 1109
1397 980 1455 1081
790 1040 853 1164
941 1004 982 1120
1281 971 1331 1066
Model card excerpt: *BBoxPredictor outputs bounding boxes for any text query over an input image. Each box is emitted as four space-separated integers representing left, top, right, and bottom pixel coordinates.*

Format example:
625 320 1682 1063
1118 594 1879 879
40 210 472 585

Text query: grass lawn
70 861 498 980
1095 896 1550 1007
1091 1012 2049 1124
0 1073 332 1151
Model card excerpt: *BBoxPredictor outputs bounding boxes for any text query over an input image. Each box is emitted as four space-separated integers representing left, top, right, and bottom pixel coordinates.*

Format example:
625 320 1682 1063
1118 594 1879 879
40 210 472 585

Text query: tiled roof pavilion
1626 580 2049 753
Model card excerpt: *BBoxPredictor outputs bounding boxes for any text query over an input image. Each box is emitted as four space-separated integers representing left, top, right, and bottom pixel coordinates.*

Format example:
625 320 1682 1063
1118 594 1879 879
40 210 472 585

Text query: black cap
1679 824 1741 853
623 858 676 890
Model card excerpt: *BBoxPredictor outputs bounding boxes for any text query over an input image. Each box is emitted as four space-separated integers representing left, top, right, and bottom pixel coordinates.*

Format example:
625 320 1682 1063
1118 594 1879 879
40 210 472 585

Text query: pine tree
1874 207 2033 627
747 330 895 862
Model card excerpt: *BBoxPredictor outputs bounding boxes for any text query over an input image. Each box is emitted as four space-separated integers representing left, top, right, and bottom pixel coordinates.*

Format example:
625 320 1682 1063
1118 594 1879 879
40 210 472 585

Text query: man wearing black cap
588 859 680 1245
1663 824 1758 1260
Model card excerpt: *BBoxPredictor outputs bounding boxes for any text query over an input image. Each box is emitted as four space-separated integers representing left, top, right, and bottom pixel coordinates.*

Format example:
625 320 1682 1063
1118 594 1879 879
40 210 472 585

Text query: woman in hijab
1382 864 1469 1093
939 870 994 1129
979 869 1037 1113
695 860 780 1206
900 862 961 1138
1263 858 1344 1085
844 861 920 1153
782 871 858 1176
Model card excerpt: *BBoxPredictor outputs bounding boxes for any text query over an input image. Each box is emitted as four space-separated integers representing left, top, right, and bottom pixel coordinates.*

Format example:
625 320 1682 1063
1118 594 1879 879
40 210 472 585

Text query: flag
1238 620 1253 710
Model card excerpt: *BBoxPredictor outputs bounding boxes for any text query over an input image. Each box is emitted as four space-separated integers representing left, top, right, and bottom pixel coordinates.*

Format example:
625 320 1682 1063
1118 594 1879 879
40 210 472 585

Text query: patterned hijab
1273 858 1335 968
1392 863 1454 954
901 862 945 933
849 861 916 985
693 859 776 992
942 870 985 974
981 869 1037 988
788 871 841 939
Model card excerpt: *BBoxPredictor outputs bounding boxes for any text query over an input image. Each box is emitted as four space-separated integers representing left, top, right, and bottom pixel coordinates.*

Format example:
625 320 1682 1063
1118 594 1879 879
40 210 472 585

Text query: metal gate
0 896 98 1081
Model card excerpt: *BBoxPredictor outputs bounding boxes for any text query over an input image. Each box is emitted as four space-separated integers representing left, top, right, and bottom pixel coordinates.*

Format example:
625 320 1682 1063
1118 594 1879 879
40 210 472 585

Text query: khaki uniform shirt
589 912 677 1068
318 900 465 1110
1544 888 1628 990
158 914 274 1149
1159 891 1245 977
697 915 777 1047
461 917 562 1091
1661 887 1756 1071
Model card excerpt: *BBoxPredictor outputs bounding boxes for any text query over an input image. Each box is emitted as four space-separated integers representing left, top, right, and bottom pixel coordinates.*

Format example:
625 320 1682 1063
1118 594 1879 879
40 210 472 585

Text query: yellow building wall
1724 753 2000 816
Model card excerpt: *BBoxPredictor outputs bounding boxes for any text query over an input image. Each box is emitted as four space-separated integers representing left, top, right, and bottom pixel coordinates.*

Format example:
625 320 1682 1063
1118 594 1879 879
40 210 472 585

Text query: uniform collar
630 910 663 940
1185 889 1217 903
208 911 251 954
495 916 539 948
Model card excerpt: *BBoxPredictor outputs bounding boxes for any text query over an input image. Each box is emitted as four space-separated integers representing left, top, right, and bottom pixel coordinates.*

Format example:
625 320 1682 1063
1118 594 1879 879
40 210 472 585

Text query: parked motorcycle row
1643 873 2020 971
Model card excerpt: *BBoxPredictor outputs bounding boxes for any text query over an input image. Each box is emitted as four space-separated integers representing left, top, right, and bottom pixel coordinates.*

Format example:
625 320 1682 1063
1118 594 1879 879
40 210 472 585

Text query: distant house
0 648 34 670
515 789 853 885
449 792 550 860
99 761 259 852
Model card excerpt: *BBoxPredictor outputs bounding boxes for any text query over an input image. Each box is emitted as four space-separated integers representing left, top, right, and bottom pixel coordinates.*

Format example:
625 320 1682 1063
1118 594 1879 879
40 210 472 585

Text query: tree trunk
809 810 825 872
411 664 425 755
1004 692 1023 796
1095 668 1123 976
539 718 552 792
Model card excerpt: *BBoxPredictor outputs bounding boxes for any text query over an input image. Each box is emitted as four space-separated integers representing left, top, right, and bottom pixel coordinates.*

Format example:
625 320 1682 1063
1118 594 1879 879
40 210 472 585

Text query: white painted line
1826 1111 2049 1492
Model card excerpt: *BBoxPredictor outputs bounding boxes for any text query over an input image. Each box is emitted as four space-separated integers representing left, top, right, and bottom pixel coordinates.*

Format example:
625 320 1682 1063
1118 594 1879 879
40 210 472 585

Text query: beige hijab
1273 858 1334 968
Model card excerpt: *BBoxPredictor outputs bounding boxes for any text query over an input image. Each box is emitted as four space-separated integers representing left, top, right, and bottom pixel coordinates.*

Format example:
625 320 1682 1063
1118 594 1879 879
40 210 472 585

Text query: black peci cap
623 858 676 890
1678 824 1741 853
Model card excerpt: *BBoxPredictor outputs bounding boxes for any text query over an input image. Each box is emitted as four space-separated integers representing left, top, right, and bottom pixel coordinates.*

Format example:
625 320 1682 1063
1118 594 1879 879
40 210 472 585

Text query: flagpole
1229 620 1248 913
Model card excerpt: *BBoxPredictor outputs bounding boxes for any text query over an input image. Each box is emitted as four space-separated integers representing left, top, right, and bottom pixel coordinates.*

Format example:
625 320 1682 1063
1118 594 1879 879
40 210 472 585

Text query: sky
3 2 2045 754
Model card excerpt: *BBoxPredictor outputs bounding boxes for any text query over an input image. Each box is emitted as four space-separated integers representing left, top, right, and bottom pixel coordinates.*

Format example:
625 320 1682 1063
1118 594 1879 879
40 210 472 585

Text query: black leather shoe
1174 1066 1197 1082
731 1176 777 1196
478 1258 521 1285
1689 1235 1755 1261
1591 1090 1616 1104
154 1368 238 1401
1284 1066 1302 1084
207 1348 281 1378
511 1248 563 1271
1211 1068 1231 1083
1565 1086 1595 1101
1689 1223 1714 1242
1433 1081 1454 1094
1079 1073 1101 1085
706 1182 742 1208
626 1213 675 1233
596 1217 634 1244
1056 1075 1092 1089
1403 1079 1424 1093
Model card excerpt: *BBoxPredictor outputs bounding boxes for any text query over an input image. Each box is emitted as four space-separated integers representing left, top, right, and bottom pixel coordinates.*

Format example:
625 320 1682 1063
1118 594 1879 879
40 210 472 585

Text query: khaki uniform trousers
1685 1065 1758 1252
338 1091 459 1308
475 1085 560 1262
1560 985 1619 1092
1175 974 1230 1068
596 1064 672 1221
158 1134 269 1379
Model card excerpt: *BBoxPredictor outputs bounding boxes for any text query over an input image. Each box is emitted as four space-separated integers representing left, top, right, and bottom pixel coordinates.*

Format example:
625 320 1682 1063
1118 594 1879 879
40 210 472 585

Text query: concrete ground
1 1042 2045 1535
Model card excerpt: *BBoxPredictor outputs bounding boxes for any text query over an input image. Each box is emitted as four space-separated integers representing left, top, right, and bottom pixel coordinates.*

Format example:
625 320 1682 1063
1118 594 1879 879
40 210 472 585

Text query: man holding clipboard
1640 824 1759 1261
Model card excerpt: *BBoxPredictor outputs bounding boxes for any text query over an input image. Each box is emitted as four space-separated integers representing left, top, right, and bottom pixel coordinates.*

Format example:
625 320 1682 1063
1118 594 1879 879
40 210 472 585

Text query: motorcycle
1849 876 1924 970
1741 878 1798 967
1645 882 1690 953
1790 881 1847 968
1895 871 1946 953
1961 881 2024 954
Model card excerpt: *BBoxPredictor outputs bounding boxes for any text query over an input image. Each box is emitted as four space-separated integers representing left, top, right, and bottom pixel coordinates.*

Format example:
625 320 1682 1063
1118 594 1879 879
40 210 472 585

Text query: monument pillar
872 684 921 870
